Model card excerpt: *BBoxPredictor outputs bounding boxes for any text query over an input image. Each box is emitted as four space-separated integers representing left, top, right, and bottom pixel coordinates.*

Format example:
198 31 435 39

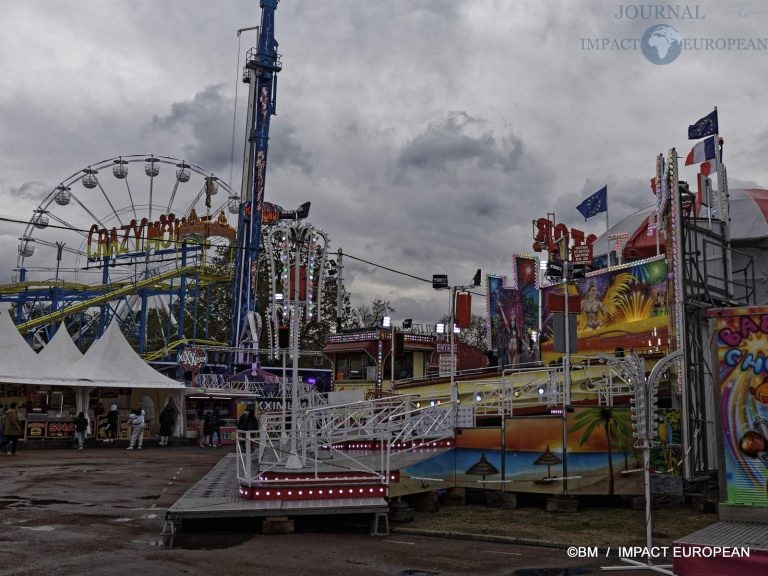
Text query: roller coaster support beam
15 264 205 335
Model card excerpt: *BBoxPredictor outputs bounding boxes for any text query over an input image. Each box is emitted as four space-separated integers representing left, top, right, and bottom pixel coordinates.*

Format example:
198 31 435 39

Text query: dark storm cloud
269 123 313 175
145 85 235 174
145 84 311 179
397 112 523 176
302 108 557 323
8 182 48 202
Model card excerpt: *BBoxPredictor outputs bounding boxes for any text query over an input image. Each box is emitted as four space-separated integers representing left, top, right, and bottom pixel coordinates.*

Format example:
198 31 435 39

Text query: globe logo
641 25 682 65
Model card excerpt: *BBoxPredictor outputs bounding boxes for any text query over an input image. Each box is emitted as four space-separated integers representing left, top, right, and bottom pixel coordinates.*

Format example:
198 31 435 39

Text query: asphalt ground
0 443 663 576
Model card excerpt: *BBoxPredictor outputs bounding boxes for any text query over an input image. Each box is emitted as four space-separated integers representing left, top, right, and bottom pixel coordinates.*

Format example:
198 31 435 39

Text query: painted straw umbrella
466 452 500 484
533 445 562 479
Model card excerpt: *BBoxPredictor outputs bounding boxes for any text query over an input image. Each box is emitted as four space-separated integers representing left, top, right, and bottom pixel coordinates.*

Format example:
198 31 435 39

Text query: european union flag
576 186 607 220
688 110 718 140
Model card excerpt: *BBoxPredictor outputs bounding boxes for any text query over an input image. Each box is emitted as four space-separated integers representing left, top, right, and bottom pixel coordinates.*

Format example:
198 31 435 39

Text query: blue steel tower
231 0 282 355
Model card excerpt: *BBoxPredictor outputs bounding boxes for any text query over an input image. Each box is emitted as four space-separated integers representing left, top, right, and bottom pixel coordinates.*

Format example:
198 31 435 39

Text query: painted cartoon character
749 377 768 405
738 417 768 483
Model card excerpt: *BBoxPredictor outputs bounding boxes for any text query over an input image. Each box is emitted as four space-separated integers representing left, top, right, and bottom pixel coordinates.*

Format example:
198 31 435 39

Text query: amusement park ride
0 1 287 367
2 155 237 355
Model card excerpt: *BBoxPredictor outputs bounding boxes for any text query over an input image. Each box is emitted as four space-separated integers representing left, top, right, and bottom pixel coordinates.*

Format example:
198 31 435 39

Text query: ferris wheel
9 154 240 352
16 154 238 286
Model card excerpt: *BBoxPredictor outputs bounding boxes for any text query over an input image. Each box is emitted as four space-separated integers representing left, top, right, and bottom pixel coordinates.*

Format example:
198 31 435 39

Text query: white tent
0 307 48 378
64 320 184 390
62 320 186 434
0 311 186 434
38 323 84 368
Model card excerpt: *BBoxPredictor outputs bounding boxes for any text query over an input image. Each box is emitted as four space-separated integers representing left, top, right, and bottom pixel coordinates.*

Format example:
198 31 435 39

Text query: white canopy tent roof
63 320 185 389
37 323 84 368
0 306 45 378
0 308 184 390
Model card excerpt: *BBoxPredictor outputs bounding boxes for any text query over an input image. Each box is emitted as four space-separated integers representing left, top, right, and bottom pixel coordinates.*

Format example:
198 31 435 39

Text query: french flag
685 135 716 166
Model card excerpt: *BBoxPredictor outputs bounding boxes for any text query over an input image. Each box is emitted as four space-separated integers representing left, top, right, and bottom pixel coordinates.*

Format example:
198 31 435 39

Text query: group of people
126 403 176 450
200 409 222 447
72 402 177 451
64 402 178 451
0 399 187 452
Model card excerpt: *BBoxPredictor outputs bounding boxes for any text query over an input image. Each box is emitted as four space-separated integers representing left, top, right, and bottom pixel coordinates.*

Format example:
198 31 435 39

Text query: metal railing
236 394 456 489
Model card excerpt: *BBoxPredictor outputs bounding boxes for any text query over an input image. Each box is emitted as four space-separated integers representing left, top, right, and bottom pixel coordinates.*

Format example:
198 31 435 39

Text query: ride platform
166 446 451 527
673 520 768 575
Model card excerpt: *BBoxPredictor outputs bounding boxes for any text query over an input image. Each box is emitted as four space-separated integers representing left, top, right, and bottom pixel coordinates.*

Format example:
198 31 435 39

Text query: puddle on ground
139 495 161 500
403 571 439 576
21 525 56 532
131 539 163 547
513 568 596 576
0 497 74 509
172 532 254 550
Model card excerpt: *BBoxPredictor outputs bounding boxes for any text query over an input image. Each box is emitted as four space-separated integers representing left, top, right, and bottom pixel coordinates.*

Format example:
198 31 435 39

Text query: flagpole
715 128 733 300
655 154 661 257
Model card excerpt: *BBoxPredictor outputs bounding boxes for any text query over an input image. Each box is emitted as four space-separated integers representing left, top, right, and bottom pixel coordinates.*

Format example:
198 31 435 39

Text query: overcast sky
1 1 766 327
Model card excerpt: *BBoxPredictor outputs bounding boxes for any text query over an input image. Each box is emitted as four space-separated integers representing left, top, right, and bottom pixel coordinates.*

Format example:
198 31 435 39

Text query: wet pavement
0 444 659 575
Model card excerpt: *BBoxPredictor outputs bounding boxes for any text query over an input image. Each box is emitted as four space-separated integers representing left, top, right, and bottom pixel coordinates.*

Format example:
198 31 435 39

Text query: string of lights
0 213 485 294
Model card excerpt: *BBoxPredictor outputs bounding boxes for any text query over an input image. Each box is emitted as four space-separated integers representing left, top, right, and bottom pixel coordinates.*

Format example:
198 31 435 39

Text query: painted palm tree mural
570 406 633 495
533 445 562 480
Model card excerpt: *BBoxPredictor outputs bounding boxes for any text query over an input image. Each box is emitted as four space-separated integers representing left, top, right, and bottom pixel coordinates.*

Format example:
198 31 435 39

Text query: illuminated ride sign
86 210 236 261
178 346 207 370
532 217 598 261
243 201 284 226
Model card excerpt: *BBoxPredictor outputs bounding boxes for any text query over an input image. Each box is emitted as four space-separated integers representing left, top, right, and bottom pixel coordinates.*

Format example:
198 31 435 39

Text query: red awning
405 341 435 351
322 341 378 358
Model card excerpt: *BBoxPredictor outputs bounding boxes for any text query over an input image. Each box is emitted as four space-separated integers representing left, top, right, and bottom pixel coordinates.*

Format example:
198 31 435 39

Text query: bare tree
439 313 488 349
354 298 395 328
464 314 488 349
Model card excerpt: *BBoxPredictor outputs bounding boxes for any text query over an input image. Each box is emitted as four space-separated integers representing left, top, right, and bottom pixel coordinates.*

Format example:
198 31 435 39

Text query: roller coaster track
14 264 229 335
0 280 94 294
142 337 225 361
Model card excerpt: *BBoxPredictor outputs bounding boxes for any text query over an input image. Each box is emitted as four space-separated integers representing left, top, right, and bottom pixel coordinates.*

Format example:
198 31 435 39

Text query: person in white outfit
126 407 146 450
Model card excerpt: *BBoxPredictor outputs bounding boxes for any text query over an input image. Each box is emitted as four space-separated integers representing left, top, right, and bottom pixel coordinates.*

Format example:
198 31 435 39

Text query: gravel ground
404 498 719 548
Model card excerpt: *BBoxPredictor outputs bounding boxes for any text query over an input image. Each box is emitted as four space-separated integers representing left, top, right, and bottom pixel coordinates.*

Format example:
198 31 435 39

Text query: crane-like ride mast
231 0 282 360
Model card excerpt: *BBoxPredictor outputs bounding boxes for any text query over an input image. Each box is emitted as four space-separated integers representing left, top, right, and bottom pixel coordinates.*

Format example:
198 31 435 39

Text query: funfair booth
0 308 186 443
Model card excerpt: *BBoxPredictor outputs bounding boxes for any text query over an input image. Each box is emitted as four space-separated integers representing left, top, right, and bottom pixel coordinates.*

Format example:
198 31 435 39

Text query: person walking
0 402 23 455
74 411 88 450
158 404 175 446
200 410 213 447
0 403 6 454
236 407 258 451
126 407 146 450
210 409 221 447
106 404 119 443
